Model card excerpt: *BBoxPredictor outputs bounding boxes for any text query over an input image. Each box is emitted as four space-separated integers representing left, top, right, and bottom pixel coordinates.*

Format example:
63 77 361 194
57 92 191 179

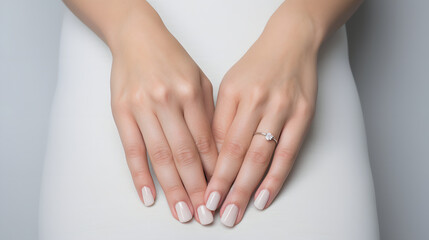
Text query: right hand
109 18 217 225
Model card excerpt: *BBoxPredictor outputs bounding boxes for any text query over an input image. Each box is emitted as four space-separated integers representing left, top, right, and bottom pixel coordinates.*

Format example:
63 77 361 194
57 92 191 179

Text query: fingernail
206 191 221 211
197 205 213 225
254 189 270 210
142 186 154 207
220 204 238 227
175 201 192 223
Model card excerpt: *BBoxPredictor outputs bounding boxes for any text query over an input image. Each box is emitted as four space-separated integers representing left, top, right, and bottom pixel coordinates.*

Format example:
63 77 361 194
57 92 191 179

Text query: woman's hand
204 12 319 227
110 13 217 225
63 0 217 225
64 0 361 227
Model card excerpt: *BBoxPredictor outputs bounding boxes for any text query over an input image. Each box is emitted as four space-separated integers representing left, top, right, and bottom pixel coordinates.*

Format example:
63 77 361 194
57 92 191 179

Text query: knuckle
212 174 231 187
194 135 213 155
212 125 226 145
232 184 251 197
130 168 149 181
187 186 206 199
276 147 296 161
175 145 198 167
246 149 271 165
223 140 246 159
128 89 148 106
124 145 144 161
249 86 266 100
270 90 286 102
265 174 284 186
150 83 171 104
177 82 200 101
219 82 236 99
164 184 183 195
150 147 173 166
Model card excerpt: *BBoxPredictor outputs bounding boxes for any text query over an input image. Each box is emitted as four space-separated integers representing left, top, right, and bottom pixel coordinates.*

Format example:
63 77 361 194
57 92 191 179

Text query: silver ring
254 132 278 144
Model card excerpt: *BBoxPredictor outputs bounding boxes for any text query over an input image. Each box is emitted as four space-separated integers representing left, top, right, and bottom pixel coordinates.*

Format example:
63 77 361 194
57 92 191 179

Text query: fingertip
205 191 221 211
141 186 155 207
175 201 193 223
197 205 214 225
220 203 239 227
253 189 270 210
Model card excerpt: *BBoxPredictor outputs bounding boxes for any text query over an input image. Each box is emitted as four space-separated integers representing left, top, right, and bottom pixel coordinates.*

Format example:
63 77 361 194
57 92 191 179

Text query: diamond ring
254 132 278 144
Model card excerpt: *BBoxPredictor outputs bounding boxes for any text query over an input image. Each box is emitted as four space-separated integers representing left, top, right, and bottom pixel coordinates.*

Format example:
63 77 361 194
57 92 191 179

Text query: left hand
204 16 319 227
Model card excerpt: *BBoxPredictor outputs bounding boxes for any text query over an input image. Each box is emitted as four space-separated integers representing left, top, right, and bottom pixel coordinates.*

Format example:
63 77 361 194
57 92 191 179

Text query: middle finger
157 106 213 225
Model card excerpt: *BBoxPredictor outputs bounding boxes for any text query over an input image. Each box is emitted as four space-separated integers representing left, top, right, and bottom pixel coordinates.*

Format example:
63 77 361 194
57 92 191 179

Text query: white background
0 0 428 239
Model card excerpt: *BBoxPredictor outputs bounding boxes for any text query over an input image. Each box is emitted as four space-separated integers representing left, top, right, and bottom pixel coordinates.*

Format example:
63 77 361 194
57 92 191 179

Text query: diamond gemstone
265 133 274 140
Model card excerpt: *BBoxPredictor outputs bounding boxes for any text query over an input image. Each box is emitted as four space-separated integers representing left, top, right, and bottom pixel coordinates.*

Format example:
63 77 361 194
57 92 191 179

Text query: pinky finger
253 115 310 210
114 112 156 207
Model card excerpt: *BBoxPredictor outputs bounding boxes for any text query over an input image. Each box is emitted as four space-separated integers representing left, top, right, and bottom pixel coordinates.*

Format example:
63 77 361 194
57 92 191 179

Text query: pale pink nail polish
221 204 238 227
142 186 154 207
175 201 192 223
254 189 269 210
206 191 221 211
197 205 213 225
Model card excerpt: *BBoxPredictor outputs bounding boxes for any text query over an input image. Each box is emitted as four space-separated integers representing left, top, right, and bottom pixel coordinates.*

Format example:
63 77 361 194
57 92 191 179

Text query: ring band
254 132 278 144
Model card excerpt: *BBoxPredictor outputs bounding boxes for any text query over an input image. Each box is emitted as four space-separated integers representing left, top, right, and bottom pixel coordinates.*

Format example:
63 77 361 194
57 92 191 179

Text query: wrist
258 5 324 58
105 7 167 56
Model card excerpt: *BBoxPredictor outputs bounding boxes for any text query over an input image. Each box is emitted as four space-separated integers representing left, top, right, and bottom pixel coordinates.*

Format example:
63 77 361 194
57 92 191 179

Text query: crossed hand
110 14 317 227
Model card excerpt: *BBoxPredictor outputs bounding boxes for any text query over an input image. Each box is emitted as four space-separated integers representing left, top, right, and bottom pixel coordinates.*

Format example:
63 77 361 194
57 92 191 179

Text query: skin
63 0 217 224
206 0 364 227
63 0 362 227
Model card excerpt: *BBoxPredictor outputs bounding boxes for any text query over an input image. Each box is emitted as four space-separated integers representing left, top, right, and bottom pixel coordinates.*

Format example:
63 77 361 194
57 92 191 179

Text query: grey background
0 0 427 239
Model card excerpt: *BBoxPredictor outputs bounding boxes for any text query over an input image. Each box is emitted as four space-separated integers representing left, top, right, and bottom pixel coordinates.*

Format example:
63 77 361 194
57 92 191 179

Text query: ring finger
254 111 313 211
219 113 286 227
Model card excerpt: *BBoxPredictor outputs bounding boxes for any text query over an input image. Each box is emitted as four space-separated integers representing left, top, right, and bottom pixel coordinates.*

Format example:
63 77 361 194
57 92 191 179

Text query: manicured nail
175 201 192 223
206 191 221 211
142 186 154 207
197 205 213 225
254 189 270 210
220 204 238 227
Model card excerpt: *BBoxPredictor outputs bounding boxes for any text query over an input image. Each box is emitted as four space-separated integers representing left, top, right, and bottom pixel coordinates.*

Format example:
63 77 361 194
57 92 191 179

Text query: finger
205 103 262 211
255 111 312 211
184 98 218 180
211 84 239 152
135 111 194 223
112 110 156 207
157 106 213 225
219 113 286 227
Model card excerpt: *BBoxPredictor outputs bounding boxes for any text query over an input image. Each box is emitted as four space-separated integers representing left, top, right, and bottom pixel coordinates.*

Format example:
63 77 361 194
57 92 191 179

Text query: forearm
260 0 363 53
63 0 165 52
